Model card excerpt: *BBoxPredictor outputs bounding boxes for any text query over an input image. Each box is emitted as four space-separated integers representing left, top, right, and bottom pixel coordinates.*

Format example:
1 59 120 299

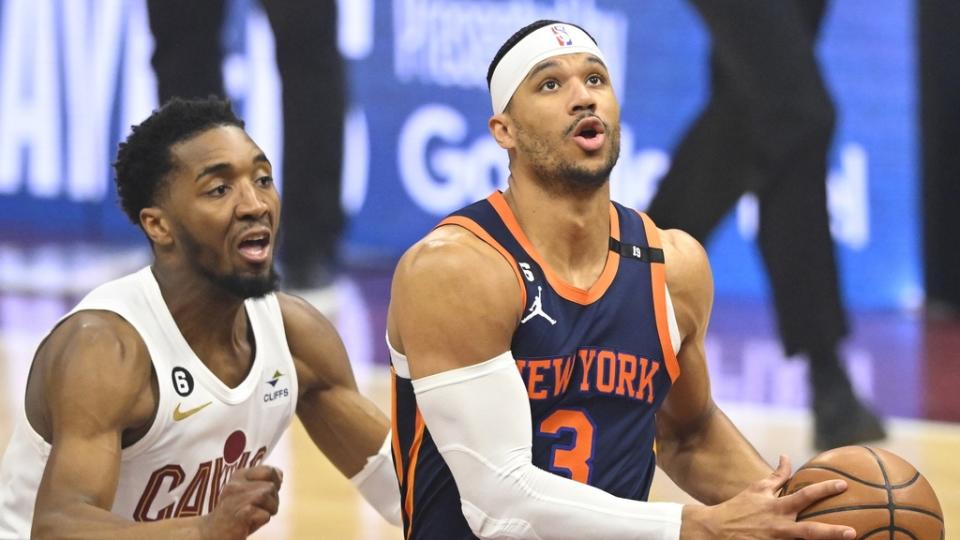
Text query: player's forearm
32 504 205 540
349 431 403 526
297 386 389 477
297 389 400 525
416 353 683 540
657 406 771 504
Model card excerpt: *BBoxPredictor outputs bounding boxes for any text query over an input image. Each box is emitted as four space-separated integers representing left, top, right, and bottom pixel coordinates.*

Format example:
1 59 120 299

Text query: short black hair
486 19 598 89
113 96 244 225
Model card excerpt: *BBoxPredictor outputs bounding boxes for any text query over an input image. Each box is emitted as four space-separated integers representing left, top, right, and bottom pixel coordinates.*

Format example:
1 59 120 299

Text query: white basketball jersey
0 267 298 538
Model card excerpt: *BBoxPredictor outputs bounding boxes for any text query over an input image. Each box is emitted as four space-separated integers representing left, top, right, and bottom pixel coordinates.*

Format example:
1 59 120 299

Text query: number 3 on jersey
538 409 596 483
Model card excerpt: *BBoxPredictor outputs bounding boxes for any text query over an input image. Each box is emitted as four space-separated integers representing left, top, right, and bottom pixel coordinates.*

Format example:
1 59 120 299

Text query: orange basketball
783 446 944 539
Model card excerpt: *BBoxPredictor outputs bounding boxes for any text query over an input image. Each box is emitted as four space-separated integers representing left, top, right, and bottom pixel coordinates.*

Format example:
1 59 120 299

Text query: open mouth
571 117 606 151
573 117 605 138
237 230 272 264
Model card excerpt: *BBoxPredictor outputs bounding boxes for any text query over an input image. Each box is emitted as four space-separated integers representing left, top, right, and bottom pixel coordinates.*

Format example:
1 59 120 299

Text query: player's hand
199 465 283 540
680 455 856 539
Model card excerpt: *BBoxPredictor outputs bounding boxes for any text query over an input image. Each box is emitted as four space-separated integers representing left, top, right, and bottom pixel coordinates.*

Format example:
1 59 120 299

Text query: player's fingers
252 482 280 515
243 506 273 535
265 466 283 488
219 478 243 499
780 479 848 512
243 465 283 486
789 520 856 539
230 466 255 481
759 455 792 492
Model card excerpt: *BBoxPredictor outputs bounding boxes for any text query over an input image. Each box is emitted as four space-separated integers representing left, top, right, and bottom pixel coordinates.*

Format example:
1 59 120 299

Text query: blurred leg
147 0 227 102
655 0 882 449
742 0 847 356
666 0 847 355
645 64 754 243
260 0 345 289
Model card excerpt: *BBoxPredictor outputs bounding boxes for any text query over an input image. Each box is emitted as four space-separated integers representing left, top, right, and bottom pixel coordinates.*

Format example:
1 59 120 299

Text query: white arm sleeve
413 352 683 540
349 431 403 526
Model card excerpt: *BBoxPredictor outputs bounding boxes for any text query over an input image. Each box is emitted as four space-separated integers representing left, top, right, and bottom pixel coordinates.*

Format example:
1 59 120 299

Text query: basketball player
0 98 400 538
387 21 858 539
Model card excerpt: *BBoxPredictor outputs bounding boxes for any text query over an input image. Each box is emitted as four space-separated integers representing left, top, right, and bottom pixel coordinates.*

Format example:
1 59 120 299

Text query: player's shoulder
34 309 155 428
396 224 517 291
659 227 710 281
392 223 522 319
276 291 321 321
275 292 348 387
275 291 338 342
629 208 706 271
403 224 505 273
43 309 148 367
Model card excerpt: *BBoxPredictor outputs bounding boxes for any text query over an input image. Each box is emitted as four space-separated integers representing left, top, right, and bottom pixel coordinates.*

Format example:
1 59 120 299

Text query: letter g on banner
398 103 508 215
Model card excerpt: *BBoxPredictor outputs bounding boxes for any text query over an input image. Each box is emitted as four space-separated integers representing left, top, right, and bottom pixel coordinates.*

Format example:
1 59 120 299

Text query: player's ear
489 113 516 150
140 207 174 247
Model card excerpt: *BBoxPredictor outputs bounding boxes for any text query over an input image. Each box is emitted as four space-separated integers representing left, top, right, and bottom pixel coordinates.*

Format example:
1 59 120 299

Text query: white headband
489 23 606 114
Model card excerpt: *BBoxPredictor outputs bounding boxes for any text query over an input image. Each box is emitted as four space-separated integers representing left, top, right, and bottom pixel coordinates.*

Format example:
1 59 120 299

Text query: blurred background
0 0 957 538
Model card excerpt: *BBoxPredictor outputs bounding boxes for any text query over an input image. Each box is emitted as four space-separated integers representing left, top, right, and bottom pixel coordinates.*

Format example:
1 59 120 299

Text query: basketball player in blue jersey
0 97 401 539
387 20 858 539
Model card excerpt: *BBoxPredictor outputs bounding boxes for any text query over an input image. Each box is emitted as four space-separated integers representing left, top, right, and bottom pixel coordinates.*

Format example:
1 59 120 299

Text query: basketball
783 446 944 539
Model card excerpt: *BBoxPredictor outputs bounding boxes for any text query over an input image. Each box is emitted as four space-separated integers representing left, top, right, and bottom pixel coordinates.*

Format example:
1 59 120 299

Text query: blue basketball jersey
391 191 680 539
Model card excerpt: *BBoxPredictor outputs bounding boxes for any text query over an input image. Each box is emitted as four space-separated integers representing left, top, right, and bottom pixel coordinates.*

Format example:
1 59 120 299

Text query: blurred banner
0 0 918 309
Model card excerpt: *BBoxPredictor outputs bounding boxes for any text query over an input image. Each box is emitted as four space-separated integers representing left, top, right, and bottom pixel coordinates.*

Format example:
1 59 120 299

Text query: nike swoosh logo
173 401 213 421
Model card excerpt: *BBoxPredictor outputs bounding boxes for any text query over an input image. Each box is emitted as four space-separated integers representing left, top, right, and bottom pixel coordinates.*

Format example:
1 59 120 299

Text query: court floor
0 248 956 538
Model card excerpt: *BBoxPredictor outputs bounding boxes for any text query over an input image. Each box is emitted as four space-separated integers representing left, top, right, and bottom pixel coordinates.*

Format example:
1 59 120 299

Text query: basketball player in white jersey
0 97 400 539
387 20 858 539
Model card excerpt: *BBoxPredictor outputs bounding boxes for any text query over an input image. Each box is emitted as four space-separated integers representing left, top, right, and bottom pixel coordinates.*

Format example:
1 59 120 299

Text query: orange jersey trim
390 368 404 485
636 211 680 383
436 215 528 315
403 410 426 539
486 191 621 306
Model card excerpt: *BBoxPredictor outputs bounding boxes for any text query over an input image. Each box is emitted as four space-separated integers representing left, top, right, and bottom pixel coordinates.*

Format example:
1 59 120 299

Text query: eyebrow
525 54 609 84
585 55 608 70
195 153 271 182
526 59 559 81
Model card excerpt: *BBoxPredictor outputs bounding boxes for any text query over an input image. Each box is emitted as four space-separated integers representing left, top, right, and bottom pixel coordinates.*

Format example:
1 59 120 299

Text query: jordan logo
521 286 557 325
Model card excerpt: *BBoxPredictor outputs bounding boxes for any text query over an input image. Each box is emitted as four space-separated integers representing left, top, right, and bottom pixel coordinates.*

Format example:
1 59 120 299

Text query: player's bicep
390 231 521 379
657 330 714 440
33 314 154 515
38 428 125 512
657 229 716 435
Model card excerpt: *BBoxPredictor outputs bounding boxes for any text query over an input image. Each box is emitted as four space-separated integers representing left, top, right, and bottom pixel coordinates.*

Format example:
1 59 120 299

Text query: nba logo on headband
551 25 573 46
489 22 607 114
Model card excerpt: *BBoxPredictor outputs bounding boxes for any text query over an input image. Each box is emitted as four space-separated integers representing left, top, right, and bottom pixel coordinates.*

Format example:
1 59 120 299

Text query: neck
503 173 611 289
151 259 249 359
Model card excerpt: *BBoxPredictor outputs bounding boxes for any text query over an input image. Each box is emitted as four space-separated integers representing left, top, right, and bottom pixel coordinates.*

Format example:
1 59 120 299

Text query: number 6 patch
171 367 195 397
